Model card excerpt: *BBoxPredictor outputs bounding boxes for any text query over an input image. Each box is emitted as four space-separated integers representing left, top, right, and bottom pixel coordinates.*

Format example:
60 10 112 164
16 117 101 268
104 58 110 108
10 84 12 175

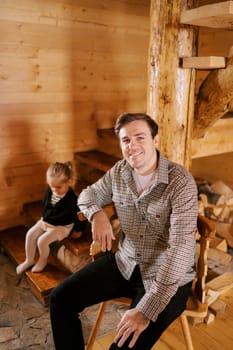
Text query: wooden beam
182 56 226 69
181 1 233 29
192 118 233 158
193 52 233 138
147 0 196 169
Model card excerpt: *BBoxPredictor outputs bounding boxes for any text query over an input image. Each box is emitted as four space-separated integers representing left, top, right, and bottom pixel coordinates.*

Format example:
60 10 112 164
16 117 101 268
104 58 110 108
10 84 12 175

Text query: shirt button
137 253 141 257
140 235 143 238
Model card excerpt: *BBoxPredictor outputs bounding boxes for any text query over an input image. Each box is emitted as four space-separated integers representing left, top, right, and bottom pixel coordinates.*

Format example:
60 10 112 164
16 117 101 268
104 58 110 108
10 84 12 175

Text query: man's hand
92 211 115 251
114 308 150 348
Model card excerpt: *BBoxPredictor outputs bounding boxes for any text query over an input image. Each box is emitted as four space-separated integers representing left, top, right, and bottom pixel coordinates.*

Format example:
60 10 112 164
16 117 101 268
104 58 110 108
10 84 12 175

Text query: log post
147 0 196 169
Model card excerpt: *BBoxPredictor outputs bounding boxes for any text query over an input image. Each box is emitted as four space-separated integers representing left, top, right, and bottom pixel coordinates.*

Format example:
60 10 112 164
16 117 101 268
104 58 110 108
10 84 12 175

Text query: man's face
118 120 159 175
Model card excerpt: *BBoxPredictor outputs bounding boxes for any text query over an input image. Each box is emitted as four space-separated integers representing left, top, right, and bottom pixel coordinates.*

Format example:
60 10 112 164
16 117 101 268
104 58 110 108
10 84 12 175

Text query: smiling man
50 113 198 350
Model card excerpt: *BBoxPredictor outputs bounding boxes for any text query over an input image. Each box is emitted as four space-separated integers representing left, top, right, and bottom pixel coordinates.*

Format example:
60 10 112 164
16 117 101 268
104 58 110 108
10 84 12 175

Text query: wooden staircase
0 226 69 306
74 149 120 184
0 150 119 306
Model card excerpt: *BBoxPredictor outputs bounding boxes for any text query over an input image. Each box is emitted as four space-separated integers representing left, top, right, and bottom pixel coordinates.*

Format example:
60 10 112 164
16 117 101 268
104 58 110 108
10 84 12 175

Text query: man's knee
50 278 75 315
50 282 64 310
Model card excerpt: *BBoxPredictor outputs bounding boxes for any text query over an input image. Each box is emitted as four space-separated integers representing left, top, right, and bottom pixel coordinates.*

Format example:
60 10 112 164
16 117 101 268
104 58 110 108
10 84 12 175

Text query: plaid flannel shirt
78 152 198 322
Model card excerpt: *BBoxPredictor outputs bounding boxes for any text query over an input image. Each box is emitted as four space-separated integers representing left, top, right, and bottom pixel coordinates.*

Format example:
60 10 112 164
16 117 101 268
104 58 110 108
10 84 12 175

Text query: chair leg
179 313 194 350
86 301 108 350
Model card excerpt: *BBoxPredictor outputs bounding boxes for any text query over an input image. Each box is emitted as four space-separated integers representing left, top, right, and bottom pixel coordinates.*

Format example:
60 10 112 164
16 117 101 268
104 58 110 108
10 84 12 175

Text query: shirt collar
156 151 169 185
120 151 169 186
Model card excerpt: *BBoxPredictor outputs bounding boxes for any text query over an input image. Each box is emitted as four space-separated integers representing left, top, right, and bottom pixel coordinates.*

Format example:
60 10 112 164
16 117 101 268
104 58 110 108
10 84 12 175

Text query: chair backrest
195 214 216 303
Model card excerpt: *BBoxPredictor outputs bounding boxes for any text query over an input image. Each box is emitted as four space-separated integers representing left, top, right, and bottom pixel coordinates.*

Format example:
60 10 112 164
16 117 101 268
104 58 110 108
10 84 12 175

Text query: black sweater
42 187 84 231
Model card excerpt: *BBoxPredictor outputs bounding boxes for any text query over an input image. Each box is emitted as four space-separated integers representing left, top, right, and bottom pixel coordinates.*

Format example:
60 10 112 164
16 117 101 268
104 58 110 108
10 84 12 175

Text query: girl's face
47 175 72 196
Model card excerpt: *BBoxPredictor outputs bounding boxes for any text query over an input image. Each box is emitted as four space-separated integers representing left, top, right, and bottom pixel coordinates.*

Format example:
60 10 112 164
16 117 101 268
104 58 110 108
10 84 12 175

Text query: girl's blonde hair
46 161 76 186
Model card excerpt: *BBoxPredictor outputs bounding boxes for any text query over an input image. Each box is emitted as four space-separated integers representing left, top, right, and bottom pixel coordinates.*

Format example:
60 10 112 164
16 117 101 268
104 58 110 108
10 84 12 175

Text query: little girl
16 161 84 274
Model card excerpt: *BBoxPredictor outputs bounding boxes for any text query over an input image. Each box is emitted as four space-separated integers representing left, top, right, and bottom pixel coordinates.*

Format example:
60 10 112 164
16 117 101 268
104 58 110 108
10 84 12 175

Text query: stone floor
0 250 127 350
1 239 233 350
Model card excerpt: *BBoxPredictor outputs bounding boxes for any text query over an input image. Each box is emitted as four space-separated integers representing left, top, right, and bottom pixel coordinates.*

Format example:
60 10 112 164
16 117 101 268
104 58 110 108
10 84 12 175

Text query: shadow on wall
70 1 149 151
1 118 47 230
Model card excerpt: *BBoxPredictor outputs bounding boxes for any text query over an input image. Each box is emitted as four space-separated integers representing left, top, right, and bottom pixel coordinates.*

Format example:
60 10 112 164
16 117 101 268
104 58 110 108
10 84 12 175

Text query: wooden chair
78 204 216 350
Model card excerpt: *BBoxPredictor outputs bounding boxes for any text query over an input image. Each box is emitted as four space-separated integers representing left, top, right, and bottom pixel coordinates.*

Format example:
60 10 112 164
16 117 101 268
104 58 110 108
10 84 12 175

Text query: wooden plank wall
0 0 232 230
0 0 150 230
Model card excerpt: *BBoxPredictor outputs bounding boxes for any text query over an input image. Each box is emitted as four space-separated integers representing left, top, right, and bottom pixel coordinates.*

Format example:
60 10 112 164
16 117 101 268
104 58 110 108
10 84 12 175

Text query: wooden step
182 56 226 69
75 149 120 172
0 226 69 306
180 1 233 29
22 176 90 226
97 129 122 159
22 200 92 256
22 200 42 225
74 150 120 184
1 197 93 305
0 150 118 305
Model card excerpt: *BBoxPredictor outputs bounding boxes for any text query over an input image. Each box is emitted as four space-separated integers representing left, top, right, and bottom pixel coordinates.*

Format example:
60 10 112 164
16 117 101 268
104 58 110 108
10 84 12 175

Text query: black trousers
50 252 192 350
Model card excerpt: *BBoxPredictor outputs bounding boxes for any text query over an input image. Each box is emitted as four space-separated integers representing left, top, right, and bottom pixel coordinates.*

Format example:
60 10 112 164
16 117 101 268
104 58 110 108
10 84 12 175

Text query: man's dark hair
114 113 159 138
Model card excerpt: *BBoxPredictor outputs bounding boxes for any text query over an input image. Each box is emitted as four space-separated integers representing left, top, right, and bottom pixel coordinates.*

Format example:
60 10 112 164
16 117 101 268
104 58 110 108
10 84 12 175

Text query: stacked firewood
194 179 233 325
197 179 233 247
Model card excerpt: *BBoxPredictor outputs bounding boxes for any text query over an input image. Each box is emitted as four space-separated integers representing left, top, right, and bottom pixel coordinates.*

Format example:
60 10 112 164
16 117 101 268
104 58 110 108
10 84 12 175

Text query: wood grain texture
0 0 150 230
147 0 196 169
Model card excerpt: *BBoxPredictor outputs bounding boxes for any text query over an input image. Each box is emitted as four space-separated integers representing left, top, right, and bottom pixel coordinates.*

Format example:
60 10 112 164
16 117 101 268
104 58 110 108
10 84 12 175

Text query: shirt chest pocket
112 192 137 207
112 193 135 228
146 200 170 226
